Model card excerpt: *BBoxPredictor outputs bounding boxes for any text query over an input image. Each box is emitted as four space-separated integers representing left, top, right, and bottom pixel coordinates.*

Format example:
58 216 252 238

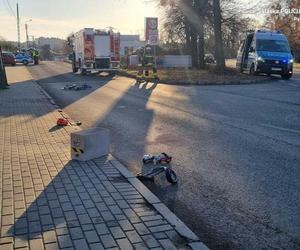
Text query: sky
0 0 158 41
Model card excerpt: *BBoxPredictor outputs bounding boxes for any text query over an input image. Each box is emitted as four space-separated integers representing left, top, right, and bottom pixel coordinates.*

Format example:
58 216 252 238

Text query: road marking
288 83 298 87
288 82 300 87
261 123 300 134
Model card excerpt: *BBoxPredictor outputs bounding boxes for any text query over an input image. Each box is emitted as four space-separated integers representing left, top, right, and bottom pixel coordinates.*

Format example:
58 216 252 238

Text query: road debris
75 120 82 126
137 153 177 184
61 84 92 91
57 118 69 126
142 152 172 165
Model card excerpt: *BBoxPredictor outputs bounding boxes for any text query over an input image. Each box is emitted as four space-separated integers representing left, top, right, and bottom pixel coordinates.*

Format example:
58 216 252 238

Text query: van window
256 39 290 53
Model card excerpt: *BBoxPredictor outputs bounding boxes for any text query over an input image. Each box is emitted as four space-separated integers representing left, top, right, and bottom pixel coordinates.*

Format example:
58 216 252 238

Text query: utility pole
0 46 8 89
25 19 32 49
25 23 29 48
17 3 21 51
32 36 35 49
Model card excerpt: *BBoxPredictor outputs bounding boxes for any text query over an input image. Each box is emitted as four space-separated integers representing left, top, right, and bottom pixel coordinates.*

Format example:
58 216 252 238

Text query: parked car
204 53 216 64
15 52 33 65
1 51 16 66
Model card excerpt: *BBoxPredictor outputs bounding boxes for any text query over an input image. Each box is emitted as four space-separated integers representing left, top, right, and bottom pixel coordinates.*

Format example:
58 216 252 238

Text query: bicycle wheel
165 168 178 184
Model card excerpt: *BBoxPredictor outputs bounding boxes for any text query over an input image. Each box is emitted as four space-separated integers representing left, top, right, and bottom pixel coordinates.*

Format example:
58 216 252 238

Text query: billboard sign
145 17 159 45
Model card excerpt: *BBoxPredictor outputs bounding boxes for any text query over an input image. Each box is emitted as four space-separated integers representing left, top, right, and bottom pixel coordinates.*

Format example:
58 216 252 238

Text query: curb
36 82 81 128
59 61 275 86
27 67 210 250
110 158 209 250
37 83 59 107
118 70 275 86
27 70 81 129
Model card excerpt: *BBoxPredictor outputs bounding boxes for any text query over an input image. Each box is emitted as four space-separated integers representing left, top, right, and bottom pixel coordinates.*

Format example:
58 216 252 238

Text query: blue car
15 53 33 65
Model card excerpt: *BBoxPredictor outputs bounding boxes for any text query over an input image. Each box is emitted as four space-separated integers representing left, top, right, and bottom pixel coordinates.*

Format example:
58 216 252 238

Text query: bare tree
213 0 225 70
157 0 209 68
156 0 261 70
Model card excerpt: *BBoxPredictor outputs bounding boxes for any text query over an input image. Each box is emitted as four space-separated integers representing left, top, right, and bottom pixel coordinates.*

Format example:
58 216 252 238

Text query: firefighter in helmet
136 44 158 83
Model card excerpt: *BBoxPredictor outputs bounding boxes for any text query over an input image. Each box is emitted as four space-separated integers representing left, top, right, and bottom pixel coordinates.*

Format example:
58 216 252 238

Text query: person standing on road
33 50 39 65
136 44 158 83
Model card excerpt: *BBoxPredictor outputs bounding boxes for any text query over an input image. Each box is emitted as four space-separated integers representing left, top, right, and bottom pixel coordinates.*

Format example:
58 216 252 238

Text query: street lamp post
25 19 32 49
30 36 35 49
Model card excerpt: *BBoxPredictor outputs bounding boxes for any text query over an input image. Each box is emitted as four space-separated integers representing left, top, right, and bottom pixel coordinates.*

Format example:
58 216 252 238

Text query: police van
236 30 294 79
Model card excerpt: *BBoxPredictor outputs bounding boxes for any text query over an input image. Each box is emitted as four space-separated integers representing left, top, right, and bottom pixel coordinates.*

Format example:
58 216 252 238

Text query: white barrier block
71 127 109 161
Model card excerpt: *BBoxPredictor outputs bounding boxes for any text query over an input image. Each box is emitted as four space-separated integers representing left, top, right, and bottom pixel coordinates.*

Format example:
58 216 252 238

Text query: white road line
288 83 298 87
261 123 300 134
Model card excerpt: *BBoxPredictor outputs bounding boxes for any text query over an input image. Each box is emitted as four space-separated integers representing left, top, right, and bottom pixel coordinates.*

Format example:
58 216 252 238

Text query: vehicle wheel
72 63 78 73
80 68 87 76
153 77 160 83
165 169 178 184
281 74 292 80
110 72 116 77
11 63 16 66
249 64 257 75
22 60 29 66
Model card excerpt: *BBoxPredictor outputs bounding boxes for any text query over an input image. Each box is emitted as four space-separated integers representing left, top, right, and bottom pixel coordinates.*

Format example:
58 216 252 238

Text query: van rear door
237 33 254 72
236 39 245 71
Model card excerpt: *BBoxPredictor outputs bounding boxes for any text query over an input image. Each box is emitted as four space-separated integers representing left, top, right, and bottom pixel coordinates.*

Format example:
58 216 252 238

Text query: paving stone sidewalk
0 66 207 250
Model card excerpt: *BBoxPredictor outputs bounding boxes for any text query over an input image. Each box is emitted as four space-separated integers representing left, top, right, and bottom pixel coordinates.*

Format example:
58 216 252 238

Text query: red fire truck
71 28 120 75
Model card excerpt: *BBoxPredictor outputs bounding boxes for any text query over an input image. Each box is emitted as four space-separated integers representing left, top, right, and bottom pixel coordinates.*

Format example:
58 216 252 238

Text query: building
120 35 142 56
35 37 66 51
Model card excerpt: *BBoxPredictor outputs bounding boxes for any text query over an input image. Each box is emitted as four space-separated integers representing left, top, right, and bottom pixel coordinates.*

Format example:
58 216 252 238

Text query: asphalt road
27 61 300 250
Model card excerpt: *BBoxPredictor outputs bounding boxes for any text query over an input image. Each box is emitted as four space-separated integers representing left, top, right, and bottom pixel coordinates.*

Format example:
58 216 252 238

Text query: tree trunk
213 0 225 71
198 15 205 69
184 18 192 53
191 27 198 68
196 0 206 69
